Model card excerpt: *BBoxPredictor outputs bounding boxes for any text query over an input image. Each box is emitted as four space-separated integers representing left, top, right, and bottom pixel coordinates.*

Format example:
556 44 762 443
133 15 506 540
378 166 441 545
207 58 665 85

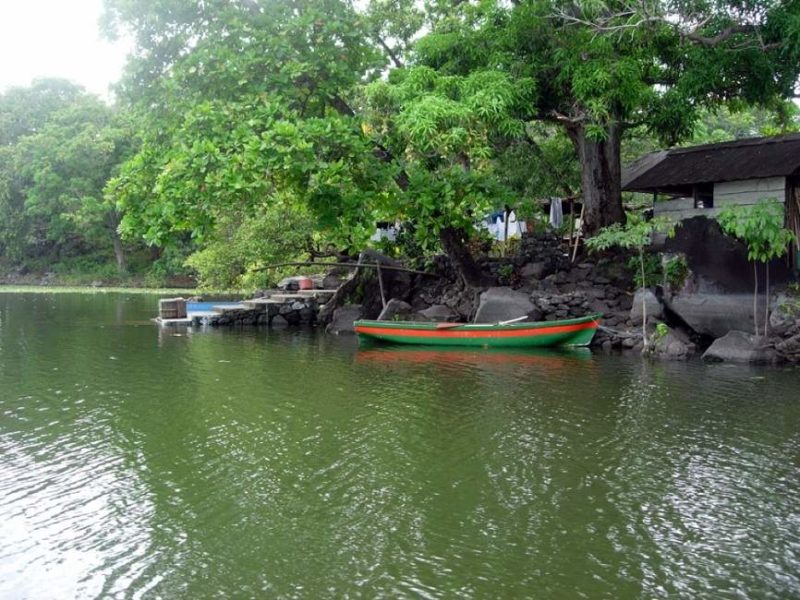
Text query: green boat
354 314 601 348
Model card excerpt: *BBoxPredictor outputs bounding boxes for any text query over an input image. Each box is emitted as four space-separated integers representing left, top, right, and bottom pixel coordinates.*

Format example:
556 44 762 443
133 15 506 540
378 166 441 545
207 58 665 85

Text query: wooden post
568 199 575 246
503 207 510 257
376 262 387 309
571 204 585 263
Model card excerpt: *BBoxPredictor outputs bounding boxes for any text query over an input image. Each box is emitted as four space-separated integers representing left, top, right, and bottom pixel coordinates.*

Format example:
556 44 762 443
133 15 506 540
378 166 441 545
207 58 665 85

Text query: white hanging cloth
549 197 563 229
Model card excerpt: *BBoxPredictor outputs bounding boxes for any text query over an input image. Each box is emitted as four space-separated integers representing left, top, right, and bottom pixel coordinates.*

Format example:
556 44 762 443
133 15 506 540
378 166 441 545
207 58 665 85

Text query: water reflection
355 345 593 368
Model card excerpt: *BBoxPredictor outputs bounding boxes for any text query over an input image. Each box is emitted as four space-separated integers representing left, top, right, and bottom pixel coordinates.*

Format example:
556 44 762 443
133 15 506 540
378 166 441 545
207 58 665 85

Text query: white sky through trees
0 0 130 101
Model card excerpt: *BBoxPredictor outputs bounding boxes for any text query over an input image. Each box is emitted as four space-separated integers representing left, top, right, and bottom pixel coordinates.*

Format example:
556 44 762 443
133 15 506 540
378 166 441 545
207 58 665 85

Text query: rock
664 216 794 293
588 300 610 315
358 249 414 319
520 262 550 280
650 327 695 360
418 304 457 321
775 333 800 360
277 277 300 291
630 289 663 325
702 331 777 364
377 299 415 321
666 292 756 338
474 287 535 323
587 288 606 300
326 304 363 335
769 295 799 336
323 274 347 289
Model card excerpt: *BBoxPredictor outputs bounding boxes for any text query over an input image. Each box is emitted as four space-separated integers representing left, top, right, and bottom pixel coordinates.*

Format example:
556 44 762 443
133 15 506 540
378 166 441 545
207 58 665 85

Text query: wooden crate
159 298 187 319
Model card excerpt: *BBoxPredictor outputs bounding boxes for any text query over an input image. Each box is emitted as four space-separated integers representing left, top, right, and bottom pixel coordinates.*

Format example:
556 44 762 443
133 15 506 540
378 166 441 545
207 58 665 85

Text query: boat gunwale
354 314 602 332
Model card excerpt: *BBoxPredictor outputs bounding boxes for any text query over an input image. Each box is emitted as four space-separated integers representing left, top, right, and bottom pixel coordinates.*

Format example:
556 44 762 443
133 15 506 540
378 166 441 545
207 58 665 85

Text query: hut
623 134 800 260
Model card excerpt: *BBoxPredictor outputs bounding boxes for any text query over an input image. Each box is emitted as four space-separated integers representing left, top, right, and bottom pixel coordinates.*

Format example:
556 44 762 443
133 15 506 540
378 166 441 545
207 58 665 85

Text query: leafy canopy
103 0 397 286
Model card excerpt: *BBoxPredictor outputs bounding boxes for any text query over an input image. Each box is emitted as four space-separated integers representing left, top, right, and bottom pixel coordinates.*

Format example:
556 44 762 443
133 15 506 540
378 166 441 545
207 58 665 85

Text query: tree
103 0 398 286
407 0 800 234
0 79 85 262
0 80 135 273
363 66 535 285
718 200 795 336
15 97 135 272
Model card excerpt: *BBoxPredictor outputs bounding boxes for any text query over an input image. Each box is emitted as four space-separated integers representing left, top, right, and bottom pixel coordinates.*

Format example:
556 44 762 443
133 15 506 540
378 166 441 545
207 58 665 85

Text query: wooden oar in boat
435 315 528 329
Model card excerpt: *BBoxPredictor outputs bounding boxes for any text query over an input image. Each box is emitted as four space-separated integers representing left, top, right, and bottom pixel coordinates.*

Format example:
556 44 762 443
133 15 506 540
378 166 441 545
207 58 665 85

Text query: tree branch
684 24 756 47
329 94 409 191
376 36 404 69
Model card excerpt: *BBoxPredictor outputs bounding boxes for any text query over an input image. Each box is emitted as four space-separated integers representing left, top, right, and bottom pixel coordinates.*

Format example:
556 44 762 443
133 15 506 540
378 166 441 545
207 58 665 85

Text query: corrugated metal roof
623 133 800 193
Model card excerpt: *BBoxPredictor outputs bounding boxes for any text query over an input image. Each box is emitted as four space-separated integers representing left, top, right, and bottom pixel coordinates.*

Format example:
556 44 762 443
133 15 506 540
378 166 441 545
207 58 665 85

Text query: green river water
1 292 799 599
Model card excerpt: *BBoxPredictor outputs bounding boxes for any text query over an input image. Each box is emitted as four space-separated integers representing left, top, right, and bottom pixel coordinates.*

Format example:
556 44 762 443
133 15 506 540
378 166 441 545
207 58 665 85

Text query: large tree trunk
568 122 626 235
439 226 490 288
111 230 126 273
106 211 126 273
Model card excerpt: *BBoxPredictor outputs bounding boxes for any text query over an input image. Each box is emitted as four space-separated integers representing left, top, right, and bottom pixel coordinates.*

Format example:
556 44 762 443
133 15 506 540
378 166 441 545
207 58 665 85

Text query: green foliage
627 253 661 289
184 204 318 290
718 200 795 263
663 254 690 289
4 0 798 290
690 103 800 145
718 199 795 336
627 253 689 288
497 263 515 285
143 245 195 288
0 80 138 275
586 213 676 254
588 213 677 349
407 0 800 231
363 64 529 257
104 0 396 281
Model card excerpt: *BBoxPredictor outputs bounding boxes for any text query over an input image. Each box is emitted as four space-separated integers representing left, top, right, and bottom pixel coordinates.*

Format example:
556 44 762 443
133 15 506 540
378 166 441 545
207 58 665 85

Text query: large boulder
701 330 776 364
326 304 363 335
520 261 552 281
474 287 535 323
418 304 458 322
377 299 415 321
665 292 756 338
630 288 662 325
664 216 793 292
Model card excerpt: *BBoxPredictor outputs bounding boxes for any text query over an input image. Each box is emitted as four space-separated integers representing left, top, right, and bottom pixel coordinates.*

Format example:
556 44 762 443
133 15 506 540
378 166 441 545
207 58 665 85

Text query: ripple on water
0 294 799 598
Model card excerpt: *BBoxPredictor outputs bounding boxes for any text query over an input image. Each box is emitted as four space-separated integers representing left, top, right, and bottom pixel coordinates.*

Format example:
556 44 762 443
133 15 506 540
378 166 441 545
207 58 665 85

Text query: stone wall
190 298 319 327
